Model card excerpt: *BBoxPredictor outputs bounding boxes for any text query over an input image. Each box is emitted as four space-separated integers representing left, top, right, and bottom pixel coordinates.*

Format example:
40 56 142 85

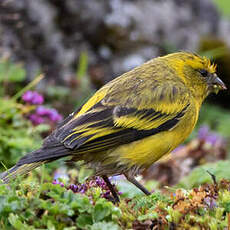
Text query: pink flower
22 91 44 105
29 114 44 125
36 106 63 122
48 109 63 122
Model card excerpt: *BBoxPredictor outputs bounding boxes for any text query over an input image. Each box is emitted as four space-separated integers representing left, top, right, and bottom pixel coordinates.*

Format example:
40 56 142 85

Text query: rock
0 0 227 87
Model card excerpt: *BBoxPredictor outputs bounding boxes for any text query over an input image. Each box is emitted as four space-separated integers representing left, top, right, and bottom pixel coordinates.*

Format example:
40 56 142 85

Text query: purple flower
29 114 44 125
204 197 217 209
22 91 34 102
36 106 51 116
31 93 44 105
78 184 88 193
198 125 225 147
96 177 106 188
48 109 63 122
52 179 64 187
35 106 63 123
102 191 111 199
206 134 219 146
198 125 209 140
22 91 44 105
68 184 78 193
67 183 89 194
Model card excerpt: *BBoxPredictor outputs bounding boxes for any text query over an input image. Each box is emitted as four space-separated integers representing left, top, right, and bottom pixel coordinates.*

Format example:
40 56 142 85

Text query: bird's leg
102 175 120 203
125 174 151 195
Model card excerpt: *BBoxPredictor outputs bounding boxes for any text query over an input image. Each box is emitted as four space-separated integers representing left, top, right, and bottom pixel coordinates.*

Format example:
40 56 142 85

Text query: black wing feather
18 102 189 164
53 102 189 153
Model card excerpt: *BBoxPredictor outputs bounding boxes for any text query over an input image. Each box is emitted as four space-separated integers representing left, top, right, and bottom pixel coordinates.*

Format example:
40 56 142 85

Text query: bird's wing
51 79 191 154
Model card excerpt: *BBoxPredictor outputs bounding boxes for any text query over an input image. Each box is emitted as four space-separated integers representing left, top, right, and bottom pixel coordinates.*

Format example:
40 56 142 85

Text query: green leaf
47 220 56 230
8 213 34 230
92 201 111 222
70 194 92 213
76 214 93 229
116 180 143 198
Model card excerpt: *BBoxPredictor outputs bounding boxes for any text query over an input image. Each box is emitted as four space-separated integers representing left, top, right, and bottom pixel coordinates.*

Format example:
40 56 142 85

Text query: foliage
1 175 230 229
0 97 43 170
0 60 61 171
213 0 230 18
178 160 230 189
198 103 230 138
0 179 122 230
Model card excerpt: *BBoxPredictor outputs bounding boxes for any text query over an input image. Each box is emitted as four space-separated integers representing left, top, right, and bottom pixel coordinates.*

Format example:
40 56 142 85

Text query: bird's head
164 52 226 99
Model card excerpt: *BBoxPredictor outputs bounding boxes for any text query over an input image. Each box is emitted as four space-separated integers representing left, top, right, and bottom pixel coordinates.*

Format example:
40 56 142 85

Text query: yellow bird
0 52 226 202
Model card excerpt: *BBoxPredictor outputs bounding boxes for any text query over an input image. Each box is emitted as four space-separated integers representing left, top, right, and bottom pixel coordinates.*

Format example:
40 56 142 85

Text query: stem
12 74 44 101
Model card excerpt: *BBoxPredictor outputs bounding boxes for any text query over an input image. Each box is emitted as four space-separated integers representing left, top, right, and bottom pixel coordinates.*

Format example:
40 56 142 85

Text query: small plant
22 90 62 125
0 178 122 230
0 59 62 170
1 174 230 229
0 97 43 170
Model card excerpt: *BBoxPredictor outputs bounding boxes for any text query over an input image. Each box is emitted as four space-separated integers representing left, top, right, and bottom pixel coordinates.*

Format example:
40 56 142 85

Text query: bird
0 52 226 202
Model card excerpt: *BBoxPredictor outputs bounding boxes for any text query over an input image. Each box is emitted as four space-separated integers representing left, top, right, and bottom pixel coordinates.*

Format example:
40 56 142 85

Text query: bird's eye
198 69 208 77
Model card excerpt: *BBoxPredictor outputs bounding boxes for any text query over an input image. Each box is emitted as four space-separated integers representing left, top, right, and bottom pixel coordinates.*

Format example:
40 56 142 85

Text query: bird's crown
164 51 216 74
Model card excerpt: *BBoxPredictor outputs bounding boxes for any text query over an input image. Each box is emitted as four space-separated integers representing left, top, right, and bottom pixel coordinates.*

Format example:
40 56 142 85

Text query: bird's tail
0 145 71 183
0 160 46 183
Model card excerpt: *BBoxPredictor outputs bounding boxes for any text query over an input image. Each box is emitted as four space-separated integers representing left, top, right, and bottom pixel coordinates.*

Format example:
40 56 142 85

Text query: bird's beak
210 73 227 94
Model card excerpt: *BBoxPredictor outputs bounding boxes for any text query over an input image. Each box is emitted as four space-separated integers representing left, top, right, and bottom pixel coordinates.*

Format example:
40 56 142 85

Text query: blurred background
1 0 230 191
